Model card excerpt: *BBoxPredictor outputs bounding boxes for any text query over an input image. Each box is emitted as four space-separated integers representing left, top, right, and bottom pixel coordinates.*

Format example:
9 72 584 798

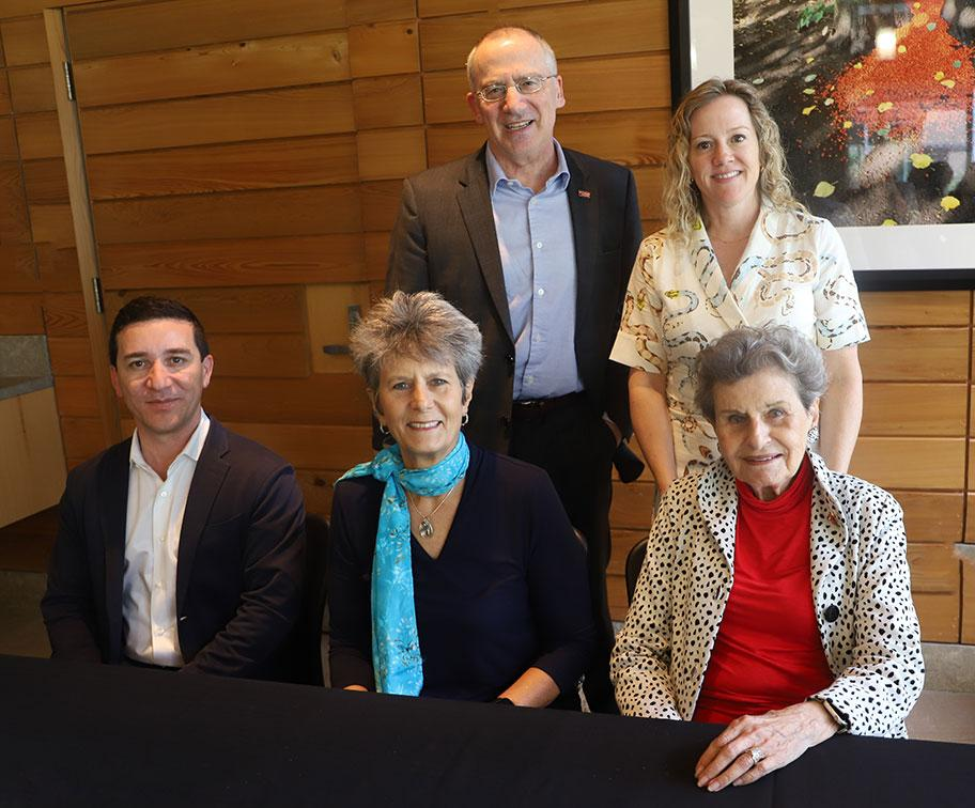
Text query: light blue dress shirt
486 141 582 401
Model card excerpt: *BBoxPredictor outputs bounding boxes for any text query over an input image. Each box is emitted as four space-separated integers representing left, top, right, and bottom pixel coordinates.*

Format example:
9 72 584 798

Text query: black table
0 655 970 807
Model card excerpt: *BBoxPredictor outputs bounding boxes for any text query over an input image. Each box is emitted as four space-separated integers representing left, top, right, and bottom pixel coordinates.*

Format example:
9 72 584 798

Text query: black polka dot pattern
610 452 924 738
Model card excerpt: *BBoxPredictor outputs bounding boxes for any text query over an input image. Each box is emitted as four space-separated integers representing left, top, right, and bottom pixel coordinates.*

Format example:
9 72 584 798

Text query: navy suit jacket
386 145 643 453
41 417 305 679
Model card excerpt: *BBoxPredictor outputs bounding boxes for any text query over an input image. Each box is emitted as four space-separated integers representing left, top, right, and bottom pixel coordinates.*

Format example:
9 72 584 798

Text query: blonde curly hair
664 78 803 243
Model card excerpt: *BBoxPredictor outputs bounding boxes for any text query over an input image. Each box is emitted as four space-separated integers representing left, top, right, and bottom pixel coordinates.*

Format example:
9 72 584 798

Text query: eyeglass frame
474 74 559 104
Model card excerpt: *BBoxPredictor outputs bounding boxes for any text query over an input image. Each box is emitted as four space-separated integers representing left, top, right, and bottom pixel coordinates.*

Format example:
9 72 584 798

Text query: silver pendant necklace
407 483 458 540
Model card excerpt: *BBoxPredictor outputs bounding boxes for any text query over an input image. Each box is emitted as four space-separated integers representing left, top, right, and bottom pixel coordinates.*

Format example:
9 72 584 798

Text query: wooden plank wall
0 0 971 641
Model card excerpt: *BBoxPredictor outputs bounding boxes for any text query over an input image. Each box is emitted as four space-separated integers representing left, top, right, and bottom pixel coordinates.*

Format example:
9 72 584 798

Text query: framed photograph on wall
670 0 975 289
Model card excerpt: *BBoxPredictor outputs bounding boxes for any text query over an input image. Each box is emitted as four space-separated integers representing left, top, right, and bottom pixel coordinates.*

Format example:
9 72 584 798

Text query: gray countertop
0 375 53 401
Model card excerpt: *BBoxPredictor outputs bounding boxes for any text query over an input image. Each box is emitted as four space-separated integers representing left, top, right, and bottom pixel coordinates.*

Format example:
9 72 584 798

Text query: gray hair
694 326 827 422
465 26 558 90
349 291 483 398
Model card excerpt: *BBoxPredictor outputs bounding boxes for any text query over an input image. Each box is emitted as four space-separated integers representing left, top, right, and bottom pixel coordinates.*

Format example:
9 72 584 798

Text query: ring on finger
749 747 765 766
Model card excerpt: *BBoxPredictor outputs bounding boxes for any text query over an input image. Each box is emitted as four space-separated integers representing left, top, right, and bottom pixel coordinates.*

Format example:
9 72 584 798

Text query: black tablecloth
0 655 970 807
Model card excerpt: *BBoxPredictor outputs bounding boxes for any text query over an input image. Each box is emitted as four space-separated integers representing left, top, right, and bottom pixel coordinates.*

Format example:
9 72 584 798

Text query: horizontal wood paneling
13 110 61 160
609 480 656 531
203 374 371 425
0 70 11 115
65 0 347 61
0 16 48 66
86 135 358 200
419 0 572 15
60 415 108 462
850 437 966 490
0 162 30 242
54 374 99 417
28 202 73 245
99 234 365 289
0 0 97 19
891 491 964 543
859 328 969 382
360 179 404 231
356 126 426 180
47 336 94 375
103 286 307 334
6 63 54 113
0 116 19 160
348 0 417 25
861 383 967 436
78 85 356 155
92 186 362 244
860 290 970 326
22 157 68 203
36 244 81 292
295 468 344 518
419 0 668 72
349 20 419 78
0 293 43 333
74 32 350 108
353 74 423 129
41 293 87 336
634 166 664 221
0 245 40 290
607 528 646 579
207 333 310 378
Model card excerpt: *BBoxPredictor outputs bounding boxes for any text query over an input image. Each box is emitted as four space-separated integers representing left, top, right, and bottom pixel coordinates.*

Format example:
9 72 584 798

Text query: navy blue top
328 444 596 702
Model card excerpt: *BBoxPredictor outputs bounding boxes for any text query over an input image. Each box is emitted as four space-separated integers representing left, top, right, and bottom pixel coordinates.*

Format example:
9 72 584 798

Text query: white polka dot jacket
611 452 924 738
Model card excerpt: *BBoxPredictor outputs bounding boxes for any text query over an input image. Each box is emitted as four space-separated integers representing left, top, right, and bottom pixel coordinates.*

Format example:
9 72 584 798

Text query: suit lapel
176 419 231 610
566 150 597 360
99 440 130 661
457 148 514 343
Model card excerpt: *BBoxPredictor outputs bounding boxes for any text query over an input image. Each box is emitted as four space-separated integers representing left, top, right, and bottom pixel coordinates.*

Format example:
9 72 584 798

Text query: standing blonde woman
610 78 868 492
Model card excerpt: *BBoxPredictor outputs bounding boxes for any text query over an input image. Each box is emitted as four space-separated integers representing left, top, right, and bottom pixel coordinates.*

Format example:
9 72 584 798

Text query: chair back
624 537 648 605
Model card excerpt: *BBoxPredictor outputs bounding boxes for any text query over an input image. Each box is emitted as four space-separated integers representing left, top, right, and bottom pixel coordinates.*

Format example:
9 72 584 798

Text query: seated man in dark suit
41 296 305 678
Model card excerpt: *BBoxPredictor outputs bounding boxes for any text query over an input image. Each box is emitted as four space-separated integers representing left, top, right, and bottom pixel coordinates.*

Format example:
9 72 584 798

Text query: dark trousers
509 393 618 713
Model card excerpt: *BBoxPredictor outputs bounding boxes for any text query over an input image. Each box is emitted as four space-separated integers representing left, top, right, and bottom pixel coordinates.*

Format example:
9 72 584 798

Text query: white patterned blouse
609 208 869 476
611 452 924 738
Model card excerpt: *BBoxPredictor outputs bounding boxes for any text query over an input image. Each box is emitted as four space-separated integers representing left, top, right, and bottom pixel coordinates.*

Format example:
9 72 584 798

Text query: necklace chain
407 483 459 540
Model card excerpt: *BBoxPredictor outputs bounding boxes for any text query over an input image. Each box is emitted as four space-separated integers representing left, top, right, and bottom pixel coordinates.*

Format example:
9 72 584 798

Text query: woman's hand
694 701 839 791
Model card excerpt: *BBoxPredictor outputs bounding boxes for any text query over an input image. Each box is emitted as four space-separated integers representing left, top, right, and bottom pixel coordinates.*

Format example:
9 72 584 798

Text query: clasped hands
695 700 840 792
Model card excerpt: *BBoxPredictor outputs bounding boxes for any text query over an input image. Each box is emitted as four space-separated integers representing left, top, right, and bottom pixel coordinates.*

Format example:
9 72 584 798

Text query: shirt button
154 626 164 636
160 490 169 498
535 241 543 249
526 375 534 384
537 288 545 297
157 535 165 543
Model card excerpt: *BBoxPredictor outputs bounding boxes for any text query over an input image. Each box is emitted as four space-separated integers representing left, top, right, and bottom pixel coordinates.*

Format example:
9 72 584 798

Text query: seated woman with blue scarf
328 291 596 707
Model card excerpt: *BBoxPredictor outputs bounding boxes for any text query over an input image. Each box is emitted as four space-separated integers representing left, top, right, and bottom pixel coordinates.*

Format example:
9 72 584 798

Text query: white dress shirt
123 412 211 666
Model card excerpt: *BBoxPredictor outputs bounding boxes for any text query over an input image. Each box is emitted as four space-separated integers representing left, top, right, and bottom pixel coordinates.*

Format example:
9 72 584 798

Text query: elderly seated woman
328 291 595 706
612 325 923 791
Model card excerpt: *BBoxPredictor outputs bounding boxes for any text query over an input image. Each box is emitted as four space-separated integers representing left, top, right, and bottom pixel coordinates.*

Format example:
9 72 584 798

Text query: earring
379 423 389 435
461 414 469 427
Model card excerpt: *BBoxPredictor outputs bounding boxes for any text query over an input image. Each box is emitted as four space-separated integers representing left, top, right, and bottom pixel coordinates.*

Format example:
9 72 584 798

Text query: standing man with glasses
386 26 642 712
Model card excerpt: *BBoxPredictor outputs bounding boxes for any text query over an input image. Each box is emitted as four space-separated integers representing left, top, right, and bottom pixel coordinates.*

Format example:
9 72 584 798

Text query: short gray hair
465 26 558 90
694 326 827 422
350 291 483 397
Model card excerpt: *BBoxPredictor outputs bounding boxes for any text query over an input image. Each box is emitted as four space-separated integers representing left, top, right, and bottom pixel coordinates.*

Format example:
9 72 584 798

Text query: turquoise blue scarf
339 433 470 696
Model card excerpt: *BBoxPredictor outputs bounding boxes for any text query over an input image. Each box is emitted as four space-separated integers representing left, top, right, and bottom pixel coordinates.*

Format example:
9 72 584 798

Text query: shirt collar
130 410 211 474
486 139 571 195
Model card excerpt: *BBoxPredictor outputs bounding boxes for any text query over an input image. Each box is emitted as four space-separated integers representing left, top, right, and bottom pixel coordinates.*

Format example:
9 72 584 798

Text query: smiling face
110 318 213 448
465 29 565 177
374 354 473 470
688 94 762 220
712 368 818 501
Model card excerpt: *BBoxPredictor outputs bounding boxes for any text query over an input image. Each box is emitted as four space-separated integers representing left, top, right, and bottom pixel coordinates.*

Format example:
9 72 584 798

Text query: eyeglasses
475 75 557 103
